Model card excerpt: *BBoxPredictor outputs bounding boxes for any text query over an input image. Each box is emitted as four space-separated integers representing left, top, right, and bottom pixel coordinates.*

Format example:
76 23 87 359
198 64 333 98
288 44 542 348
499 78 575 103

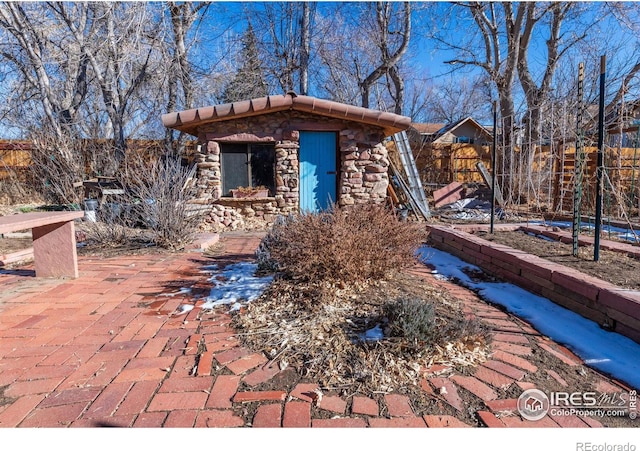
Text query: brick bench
0 211 84 278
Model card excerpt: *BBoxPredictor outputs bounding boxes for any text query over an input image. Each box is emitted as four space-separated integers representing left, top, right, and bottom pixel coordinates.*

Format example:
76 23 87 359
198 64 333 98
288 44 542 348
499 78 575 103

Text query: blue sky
1 2 638 138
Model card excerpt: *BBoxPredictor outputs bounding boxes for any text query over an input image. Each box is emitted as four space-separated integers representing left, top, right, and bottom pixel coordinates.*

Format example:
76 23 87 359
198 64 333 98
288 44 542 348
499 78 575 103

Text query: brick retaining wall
427 225 640 344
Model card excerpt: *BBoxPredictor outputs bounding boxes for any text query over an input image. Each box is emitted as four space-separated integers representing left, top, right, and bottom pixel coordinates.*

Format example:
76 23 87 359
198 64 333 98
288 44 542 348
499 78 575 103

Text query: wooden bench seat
0 211 84 278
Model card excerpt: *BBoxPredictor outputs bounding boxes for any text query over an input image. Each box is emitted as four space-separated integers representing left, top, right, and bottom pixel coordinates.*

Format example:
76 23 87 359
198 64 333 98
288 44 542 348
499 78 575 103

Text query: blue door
299 131 337 212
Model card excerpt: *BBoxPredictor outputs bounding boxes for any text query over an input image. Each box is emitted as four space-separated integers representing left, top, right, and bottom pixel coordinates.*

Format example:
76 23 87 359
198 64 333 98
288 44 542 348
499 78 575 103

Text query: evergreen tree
222 24 268 102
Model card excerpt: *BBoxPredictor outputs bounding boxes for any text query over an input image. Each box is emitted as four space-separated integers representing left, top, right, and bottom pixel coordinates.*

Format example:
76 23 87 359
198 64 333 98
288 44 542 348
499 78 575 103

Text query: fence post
594 55 606 262
491 101 498 234
573 62 585 257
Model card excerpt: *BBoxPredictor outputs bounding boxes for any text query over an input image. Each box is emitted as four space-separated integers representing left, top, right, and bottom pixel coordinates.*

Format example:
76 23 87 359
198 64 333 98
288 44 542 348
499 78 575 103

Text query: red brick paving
491 350 539 373
482 360 526 381
195 409 244 428
474 366 515 390
424 414 472 427
384 393 414 417
147 391 208 411
242 361 281 387
477 410 506 428
318 395 347 414
312 417 368 428
164 409 198 428
290 383 320 402
484 398 518 413
283 401 311 427
351 396 379 416
206 374 241 409
451 375 499 401
225 352 268 375
0 233 634 429
537 342 581 366
252 403 282 427
195 350 214 376
232 390 287 403
429 377 465 412
369 416 428 427
545 369 569 387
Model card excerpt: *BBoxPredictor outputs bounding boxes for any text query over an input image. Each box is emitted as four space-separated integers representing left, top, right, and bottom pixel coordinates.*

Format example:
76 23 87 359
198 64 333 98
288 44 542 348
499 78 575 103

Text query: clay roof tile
250 96 269 112
164 92 410 137
178 108 198 124
214 103 233 117
197 106 216 121
231 100 252 115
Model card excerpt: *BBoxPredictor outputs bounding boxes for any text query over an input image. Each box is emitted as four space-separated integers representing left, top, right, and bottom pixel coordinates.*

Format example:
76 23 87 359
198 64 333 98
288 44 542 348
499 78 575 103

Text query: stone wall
191 110 391 230
339 139 390 207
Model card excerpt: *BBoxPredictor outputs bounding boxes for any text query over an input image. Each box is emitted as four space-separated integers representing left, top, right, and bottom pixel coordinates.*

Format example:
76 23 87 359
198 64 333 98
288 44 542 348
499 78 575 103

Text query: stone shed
162 92 411 230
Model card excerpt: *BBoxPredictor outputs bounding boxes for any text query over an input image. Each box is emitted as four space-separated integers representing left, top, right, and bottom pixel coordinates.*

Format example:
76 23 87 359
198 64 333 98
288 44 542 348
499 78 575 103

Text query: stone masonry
190 110 391 230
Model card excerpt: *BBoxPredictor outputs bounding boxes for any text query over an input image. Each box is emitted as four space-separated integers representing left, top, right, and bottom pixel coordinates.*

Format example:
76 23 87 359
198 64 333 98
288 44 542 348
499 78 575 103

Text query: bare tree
439 2 526 153
427 75 492 123
517 3 594 149
0 2 90 138
313 7 362 105
50 2 166 174
312 2 411 113
0 2 95 203
163 2 209 155
434 2 592 198
359 2 411 114
299 2 312 95
248 2 303 93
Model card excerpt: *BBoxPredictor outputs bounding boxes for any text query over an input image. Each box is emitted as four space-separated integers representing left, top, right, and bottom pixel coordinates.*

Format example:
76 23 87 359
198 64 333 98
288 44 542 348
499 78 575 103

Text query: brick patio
0 233 634 428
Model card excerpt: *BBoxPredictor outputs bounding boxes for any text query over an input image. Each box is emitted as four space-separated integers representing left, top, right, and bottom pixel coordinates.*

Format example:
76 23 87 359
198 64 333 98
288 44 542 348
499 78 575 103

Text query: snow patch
359 324 384 342
418 245 640 390
201 262 274 312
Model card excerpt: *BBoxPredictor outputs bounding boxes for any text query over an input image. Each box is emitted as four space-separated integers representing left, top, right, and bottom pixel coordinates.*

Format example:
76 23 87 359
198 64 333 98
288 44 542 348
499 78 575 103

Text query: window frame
220 142 276 197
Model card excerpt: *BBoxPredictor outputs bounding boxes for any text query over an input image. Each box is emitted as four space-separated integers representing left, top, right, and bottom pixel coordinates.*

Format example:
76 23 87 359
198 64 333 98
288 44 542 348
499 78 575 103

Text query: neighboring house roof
432 117 492 144
409 118 492 144
162 91 412 137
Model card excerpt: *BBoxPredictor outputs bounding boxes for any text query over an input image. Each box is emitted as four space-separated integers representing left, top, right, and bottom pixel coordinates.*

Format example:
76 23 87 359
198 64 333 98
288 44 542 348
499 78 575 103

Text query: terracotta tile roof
162 92 412 137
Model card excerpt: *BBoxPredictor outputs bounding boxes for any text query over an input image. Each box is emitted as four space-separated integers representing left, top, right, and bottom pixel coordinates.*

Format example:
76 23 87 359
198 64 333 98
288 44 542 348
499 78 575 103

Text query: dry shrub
28 132 87 206
124 157 201 250
257 203 427 287
81 219 139 248
383 297 491 353
384 298 436 344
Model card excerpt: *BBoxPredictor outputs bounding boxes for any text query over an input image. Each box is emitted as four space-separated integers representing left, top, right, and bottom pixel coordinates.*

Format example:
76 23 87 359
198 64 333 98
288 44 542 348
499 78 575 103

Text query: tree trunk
359 2 410 112
299 2 311 95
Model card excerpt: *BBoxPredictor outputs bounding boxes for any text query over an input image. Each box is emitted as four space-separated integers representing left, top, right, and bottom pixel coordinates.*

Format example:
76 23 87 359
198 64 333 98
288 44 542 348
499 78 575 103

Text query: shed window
220 143 275 196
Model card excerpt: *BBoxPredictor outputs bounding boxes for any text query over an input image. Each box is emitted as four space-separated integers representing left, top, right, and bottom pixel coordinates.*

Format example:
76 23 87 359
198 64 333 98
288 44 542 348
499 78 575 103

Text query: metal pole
491 101 497 233
594 55 606 262
573 63 585 257
630 120 640 210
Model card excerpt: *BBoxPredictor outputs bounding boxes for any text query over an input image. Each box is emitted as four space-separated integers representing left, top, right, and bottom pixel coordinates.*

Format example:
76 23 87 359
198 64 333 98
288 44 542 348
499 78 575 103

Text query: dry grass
79 221 145 248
